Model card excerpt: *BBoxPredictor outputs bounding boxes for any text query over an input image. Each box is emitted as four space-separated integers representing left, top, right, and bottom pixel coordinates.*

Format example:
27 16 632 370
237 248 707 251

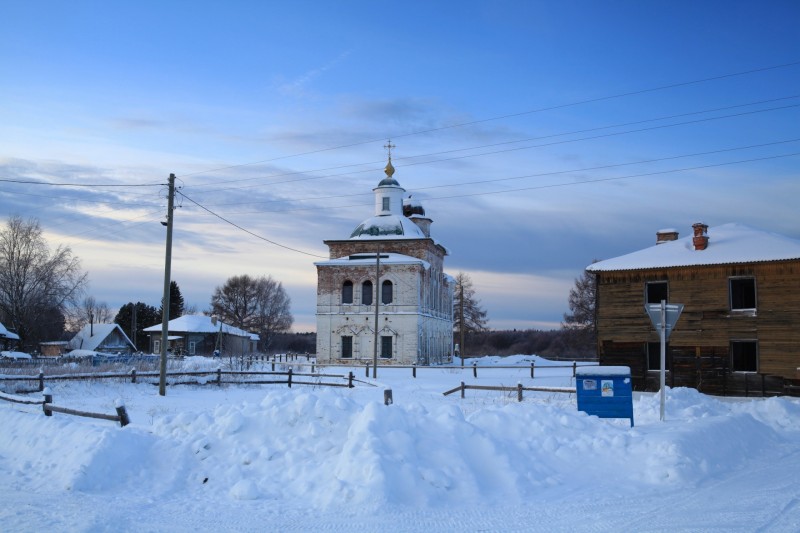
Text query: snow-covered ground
1 355 799 532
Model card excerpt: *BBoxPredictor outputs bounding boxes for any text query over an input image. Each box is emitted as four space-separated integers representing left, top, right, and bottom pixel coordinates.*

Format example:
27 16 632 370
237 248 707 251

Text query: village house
315 151 454 365
587 222 800 396
68 323 137 355
143 315 258 356
0 321 19 351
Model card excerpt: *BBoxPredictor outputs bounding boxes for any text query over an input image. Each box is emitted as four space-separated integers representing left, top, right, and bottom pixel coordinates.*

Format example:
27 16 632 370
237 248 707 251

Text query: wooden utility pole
460 283 465 367
158 173 176 396
372 249 381 378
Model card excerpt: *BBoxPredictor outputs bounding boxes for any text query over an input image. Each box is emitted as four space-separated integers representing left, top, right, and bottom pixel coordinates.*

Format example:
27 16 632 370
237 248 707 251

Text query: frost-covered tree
562 264 598 357
66 296 112 333
453 272 488 358
0 216 87 348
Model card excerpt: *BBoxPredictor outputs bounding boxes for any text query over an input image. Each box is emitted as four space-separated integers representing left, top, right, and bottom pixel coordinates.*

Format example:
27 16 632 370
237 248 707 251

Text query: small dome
349 214 426 240
377 157 400 187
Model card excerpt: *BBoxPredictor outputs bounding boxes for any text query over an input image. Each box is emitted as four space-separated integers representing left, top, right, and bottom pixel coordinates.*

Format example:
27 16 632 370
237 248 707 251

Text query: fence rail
0 368 356 392
443 381 576 401
318 361 598 379
0 388 129 427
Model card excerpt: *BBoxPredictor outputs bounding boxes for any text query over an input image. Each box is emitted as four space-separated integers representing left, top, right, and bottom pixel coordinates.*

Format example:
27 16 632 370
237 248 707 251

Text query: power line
189 137 800 209
0 178 163 186
176 60 800 179
176 191 328 258
182 94 800 191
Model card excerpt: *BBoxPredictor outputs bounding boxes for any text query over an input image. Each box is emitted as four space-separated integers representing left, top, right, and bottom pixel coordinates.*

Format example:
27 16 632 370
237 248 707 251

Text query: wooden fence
0 388 129 427
443 381 576 401
319 361 597 379
0 368 356 393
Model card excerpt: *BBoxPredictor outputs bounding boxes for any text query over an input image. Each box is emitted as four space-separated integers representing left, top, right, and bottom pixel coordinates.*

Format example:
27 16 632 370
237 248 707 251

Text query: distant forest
271 329 596 361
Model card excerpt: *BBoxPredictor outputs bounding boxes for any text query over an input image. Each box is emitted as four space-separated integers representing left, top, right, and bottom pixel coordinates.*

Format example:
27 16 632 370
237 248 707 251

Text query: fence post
365 362 369 378
130 368 137 384
412 363 417 378
38 371 44 392
384 389 393 405
42 388 53 417
348 371 354 388
288 368 293 388
115 401 130 427
745 373 749 397
530 362 535 379
572 361 577 378
460 381 465 399
472 362 477 378
311 362 316 373
517 382 523 402
216 367 222 387
271 360 275 372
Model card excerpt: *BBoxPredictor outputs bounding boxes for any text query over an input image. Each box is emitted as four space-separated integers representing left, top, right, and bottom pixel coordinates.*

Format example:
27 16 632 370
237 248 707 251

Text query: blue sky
1 1 799 332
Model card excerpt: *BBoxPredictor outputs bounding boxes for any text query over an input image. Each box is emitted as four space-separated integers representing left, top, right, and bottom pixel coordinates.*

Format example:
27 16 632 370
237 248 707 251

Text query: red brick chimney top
692 222 709 251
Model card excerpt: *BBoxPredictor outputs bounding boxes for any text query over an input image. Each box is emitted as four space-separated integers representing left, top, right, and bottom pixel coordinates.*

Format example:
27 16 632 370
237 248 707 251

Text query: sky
2 356 800 530
1 1 799 332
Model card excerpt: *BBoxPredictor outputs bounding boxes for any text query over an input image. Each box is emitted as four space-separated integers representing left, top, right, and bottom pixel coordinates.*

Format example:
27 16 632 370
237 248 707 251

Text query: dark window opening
731 341 758 372
382 280 393 304
341 336 353 358
646 281 669 305
381 336 392 358
342 281 353 304
362 281 373 305
647 341 671 371
730 278 756 310
382 197 390 211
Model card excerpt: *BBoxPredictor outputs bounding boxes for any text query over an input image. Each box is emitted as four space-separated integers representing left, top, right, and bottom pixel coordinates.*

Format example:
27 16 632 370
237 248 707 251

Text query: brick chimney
692 222 709 250
656 228 679 245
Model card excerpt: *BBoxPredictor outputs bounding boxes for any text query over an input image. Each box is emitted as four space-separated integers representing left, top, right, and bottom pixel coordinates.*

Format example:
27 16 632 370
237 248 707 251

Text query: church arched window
362 281 373 305
382 280 393 304
342 280 353 304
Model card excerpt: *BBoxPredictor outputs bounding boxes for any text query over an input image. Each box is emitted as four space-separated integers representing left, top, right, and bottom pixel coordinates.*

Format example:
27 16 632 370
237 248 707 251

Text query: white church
315 149 454 364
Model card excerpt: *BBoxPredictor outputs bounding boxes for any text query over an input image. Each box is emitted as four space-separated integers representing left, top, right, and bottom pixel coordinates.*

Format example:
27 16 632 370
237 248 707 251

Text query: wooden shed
588 223 800 397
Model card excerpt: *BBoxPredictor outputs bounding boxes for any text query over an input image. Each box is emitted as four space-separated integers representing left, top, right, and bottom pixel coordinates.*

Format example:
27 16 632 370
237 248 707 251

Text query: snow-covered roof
587 223 800 272
349 214 426 240
315 252 429 269
0 350 31 360
68 323 136 351
0 322 20 340
143 315 254 338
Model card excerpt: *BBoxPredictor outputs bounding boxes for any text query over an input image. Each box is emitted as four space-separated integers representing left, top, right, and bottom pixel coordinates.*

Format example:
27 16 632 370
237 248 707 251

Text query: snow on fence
0 388 129 427
442 381 576 401
320 360 597 379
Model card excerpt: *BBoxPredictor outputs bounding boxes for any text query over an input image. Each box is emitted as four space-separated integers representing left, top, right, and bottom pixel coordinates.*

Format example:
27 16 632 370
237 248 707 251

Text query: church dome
349 214 426 239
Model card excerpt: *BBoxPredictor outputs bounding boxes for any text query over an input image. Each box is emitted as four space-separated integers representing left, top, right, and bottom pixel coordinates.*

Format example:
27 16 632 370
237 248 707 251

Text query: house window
646 281 668 304
647 342 670 371
341 336 353 358
730 277 756 311
382 280 393 304
154 340 161 354
382 197 390 211
381 336 392 358
188 341 196 355
342 280 353 304
731 340 758 372
362 281 373 305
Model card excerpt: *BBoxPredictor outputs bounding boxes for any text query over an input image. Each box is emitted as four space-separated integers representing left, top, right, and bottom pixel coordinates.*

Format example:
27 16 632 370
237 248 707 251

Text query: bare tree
562 264 598 357
453 272 489 334
209 274 293 352
66 296 112 333
0 216 87 349
453 272 488 358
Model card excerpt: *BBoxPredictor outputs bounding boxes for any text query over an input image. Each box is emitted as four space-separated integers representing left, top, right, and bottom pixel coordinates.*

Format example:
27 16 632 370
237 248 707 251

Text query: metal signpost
645 300 684 421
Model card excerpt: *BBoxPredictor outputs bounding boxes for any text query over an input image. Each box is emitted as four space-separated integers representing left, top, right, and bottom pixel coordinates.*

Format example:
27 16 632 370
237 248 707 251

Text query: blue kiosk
576 366 634 427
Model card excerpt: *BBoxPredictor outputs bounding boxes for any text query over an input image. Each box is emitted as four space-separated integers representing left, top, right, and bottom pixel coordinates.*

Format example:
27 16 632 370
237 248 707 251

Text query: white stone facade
315 158 454 364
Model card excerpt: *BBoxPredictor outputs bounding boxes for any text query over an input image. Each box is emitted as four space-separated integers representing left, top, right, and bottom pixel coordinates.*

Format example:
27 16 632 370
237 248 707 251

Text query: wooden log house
587 223 800 397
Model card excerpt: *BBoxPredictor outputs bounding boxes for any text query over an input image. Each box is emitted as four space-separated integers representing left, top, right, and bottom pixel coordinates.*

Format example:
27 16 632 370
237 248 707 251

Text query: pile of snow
0 350 31 360
1 356 799 531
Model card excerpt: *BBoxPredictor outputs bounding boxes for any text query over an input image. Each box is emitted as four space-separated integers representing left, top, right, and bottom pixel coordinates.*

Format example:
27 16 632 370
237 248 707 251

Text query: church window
381 336 392 358
382 280 393 304
382 197 390 211
362 281 373 305
341 336 353 358
342 280 353 304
